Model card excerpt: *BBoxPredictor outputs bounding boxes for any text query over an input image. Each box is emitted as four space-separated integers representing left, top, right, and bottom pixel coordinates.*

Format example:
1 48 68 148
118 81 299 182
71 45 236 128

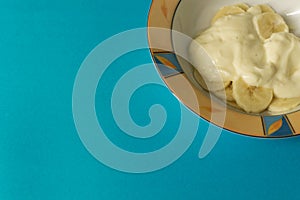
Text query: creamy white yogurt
190 10 300 98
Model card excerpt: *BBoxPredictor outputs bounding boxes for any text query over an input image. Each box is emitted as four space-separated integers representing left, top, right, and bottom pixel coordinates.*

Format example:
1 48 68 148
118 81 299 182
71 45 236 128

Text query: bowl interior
172 0 300 37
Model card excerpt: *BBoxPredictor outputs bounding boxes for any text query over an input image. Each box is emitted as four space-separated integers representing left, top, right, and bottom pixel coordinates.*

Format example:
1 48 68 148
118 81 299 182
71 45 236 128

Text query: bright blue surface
1 0 300 199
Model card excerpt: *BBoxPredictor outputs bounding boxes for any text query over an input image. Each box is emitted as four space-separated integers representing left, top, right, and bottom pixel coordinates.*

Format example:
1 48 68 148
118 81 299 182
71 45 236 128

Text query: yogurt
190 10 300 98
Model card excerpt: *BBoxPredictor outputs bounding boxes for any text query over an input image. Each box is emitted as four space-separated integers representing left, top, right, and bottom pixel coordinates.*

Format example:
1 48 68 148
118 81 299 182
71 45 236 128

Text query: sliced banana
193 69 230 92
268 97 300 113
232 77 273 113
211 5 245 24
255 12 289 39
247 4 275 15
236 3 249 11
247 5 261 15
213 82 235 101
259 4 275 13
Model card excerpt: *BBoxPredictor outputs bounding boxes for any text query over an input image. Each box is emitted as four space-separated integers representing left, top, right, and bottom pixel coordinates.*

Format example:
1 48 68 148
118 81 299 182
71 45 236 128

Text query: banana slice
236 3 249 11
193 69 230 92
259 4 275 13
232 77 273 113
211 5 245 24
247 4 275 15
255 12 289 39
268 97 300 113
213 82 235 101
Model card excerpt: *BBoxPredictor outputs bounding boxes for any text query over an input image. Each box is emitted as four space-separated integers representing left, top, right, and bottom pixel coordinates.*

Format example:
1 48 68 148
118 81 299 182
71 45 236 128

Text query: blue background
1 0 300 199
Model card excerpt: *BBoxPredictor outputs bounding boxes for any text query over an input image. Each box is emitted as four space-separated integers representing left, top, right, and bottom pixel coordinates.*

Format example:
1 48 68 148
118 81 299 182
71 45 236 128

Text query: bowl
148 0 300 137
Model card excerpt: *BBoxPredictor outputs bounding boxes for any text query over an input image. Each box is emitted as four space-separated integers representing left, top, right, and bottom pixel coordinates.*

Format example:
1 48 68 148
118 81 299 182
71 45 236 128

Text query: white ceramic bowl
148 0 300 137
171 0 300 116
